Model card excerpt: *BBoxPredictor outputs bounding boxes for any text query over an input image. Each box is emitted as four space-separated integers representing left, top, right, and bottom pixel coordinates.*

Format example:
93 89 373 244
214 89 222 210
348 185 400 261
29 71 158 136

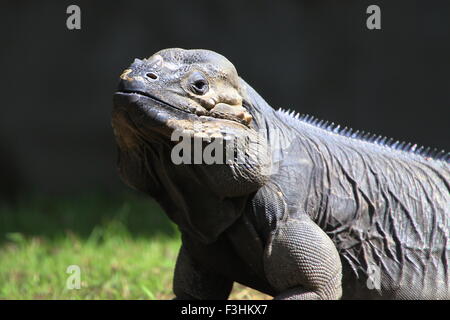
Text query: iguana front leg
264 215 343 300
173 245 233 300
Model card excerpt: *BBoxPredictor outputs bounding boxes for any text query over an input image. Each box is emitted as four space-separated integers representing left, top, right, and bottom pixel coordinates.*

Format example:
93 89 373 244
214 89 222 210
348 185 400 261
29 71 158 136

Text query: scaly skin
112 48 449 299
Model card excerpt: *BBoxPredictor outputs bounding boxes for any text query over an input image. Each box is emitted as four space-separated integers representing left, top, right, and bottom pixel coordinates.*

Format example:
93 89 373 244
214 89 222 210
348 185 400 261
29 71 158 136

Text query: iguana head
112 48 271 242
113 48 253 138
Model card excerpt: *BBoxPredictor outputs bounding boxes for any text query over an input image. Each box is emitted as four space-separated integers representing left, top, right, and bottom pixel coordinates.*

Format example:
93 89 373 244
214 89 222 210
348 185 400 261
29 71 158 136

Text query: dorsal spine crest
276 109 449 162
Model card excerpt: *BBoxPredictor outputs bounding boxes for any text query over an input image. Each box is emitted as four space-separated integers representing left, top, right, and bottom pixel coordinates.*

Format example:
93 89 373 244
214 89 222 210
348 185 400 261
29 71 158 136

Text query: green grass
0 192 269 299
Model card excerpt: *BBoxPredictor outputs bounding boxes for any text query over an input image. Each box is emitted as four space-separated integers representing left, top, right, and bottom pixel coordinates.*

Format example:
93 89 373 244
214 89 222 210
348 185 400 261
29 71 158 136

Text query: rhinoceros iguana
111 48 449 299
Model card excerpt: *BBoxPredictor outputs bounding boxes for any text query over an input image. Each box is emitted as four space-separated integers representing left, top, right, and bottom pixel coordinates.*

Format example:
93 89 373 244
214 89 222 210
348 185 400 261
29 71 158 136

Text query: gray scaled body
112 48 449 300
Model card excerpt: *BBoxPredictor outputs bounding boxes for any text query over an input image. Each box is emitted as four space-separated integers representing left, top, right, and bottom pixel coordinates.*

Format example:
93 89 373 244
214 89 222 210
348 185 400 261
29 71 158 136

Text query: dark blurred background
0 0 449 201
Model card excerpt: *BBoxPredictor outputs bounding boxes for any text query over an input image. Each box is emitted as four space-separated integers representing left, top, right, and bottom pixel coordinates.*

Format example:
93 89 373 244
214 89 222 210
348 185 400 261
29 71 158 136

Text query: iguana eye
189 72 209 95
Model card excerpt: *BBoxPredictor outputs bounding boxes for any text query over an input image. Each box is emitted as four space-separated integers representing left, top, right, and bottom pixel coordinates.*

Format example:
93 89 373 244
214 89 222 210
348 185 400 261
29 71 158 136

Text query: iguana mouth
115 90 252 128
116 90 189 115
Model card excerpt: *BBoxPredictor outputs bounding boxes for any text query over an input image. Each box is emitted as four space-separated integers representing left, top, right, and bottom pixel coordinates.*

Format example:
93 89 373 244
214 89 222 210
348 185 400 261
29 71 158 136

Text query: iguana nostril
146 72 158 80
